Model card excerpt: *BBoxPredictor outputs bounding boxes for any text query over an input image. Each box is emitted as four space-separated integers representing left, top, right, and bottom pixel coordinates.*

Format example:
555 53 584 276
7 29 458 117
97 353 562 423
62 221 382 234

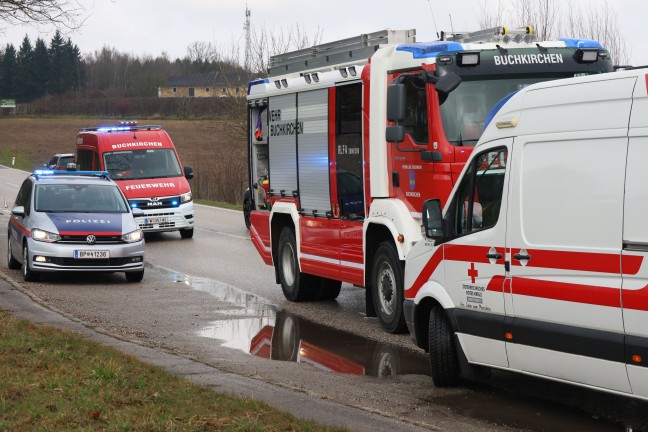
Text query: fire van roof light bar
79 124 162 133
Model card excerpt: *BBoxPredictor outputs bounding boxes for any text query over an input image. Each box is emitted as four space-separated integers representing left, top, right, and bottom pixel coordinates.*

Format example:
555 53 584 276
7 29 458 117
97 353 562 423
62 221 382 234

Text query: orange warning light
505 332 513 340
397 234 404 243
632 354 642 364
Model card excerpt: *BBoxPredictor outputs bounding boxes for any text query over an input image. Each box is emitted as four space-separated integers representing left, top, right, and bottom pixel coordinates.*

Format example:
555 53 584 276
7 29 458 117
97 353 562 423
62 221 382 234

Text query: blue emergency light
559 38 603 49
396 42 464 59
34 169 110 179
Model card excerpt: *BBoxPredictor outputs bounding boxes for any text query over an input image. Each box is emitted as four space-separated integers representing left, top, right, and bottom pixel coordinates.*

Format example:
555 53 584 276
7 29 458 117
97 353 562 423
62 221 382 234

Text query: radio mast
244 5 251 71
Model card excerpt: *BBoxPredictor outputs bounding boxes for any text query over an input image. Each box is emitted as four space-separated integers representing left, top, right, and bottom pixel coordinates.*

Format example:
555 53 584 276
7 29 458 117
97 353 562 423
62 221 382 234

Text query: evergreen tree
15 36 35 102
32 38 50 98
0 45 17 99
48 30 66 95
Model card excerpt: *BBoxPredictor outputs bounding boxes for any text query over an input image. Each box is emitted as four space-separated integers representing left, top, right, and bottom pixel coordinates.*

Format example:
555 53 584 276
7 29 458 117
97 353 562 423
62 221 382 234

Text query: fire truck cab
247 27 613 333
405 67 648 400
75 122 195 238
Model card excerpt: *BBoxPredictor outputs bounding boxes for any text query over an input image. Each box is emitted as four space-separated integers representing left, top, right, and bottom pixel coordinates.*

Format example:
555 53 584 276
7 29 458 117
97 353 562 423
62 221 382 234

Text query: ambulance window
402 75 428 144
453 147 507 235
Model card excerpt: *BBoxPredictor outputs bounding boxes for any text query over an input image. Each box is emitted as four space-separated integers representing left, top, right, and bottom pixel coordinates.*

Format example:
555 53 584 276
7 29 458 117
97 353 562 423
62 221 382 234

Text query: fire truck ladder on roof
440 25 535 44
268 29 416 77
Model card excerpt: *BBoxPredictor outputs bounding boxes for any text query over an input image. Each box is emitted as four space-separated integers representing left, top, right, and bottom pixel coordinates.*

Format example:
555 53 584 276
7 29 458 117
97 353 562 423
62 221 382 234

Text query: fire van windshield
440 73 591 146
103 149 183 180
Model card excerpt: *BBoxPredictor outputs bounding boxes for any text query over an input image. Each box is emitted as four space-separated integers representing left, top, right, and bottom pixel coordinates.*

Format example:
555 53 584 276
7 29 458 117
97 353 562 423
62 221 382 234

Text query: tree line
0 31 83 102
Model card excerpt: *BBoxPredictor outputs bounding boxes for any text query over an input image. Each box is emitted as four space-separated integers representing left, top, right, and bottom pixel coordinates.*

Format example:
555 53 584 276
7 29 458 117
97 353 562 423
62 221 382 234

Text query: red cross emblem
468 262 478 284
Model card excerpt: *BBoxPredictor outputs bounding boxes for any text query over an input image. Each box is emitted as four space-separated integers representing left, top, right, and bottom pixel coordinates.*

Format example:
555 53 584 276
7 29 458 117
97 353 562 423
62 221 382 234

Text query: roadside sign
1 99 16 108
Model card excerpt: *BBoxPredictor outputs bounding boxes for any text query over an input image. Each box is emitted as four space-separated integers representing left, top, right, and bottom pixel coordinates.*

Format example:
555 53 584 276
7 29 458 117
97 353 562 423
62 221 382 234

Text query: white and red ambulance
405 68 648 400
75 122 195 238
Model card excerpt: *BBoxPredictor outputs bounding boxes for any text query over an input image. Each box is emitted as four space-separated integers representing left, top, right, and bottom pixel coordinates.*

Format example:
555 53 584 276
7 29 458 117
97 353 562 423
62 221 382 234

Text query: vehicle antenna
449 13 455 35
425 0 440 39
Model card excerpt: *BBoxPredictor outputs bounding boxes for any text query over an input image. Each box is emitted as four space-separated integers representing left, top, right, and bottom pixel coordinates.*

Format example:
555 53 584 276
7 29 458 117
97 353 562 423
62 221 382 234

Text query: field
0 117 248 204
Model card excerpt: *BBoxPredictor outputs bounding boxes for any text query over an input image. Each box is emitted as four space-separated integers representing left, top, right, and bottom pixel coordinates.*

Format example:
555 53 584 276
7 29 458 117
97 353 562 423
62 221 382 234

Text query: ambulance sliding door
622 128 648 399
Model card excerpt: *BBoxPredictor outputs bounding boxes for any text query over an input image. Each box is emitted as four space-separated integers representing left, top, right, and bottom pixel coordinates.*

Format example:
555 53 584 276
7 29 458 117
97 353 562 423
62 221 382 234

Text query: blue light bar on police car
34 169 110 178
396 42 463 59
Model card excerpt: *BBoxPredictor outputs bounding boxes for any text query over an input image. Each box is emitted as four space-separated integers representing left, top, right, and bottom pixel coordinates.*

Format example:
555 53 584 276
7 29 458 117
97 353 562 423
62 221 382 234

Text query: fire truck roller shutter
268 94 298 197
297 89 331 214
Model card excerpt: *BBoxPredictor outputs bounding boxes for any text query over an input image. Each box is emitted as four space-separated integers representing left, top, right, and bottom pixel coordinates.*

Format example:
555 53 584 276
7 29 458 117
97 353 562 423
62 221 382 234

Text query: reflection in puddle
160 267 429 378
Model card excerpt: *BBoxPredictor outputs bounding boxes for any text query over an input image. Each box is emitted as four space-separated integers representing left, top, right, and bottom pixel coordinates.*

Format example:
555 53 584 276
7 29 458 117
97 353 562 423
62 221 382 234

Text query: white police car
7 170 145 282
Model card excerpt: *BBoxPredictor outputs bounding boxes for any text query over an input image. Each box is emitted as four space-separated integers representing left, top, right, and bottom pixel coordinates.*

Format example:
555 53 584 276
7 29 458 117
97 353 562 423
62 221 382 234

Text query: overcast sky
1 0 646 66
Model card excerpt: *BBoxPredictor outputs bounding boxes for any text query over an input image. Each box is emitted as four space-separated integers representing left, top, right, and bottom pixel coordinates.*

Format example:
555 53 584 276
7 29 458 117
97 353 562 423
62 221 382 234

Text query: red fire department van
75 122 195 238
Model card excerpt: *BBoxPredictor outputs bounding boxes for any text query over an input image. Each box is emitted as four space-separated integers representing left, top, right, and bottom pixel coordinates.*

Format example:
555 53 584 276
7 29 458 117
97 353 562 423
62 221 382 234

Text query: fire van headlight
31 228 60 243
180 192 192 203
122 230 143 243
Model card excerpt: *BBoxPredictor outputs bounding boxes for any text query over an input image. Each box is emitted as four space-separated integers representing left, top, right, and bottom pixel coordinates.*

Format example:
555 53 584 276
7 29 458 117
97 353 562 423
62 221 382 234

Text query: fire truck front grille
129 197 180 210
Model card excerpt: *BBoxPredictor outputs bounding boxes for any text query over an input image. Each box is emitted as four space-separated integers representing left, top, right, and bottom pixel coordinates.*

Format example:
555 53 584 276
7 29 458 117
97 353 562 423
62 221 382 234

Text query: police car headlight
122 230 143 243
180 192 192 203
31 228 60 243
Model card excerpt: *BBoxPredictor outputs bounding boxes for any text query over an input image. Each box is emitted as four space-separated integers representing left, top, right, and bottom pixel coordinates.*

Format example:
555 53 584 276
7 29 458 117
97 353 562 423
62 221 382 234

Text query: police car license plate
144 217 168 224
74 250 109 259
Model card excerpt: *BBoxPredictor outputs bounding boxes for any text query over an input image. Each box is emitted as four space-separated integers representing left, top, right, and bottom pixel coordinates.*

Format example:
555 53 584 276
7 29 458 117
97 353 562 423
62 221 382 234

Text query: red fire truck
246 27 613 332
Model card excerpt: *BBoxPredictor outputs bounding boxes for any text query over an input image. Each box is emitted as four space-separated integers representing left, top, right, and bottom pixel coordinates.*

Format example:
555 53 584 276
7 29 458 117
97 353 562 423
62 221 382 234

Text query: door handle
486 252 502 260
514 253 531 261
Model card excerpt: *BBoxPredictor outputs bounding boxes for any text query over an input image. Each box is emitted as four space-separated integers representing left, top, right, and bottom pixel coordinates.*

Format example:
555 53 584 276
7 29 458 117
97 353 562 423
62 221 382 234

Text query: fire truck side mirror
386 125 405 143
387 83 406 122
434 72 462 100
422 199 445 240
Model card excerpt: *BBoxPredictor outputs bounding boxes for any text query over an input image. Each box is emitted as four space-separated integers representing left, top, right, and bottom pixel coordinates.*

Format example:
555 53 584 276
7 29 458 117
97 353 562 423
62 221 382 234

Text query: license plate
74 250 109 259
144 217 168 224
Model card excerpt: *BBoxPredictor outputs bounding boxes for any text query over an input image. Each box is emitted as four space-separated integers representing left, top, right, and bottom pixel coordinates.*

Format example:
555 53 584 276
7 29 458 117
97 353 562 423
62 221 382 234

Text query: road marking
196 226 250 241
5 182 18 187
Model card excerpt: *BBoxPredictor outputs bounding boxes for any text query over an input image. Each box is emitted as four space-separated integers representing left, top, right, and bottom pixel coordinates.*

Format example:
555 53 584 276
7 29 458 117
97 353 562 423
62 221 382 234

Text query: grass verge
0 311 344 431
195 199 241 211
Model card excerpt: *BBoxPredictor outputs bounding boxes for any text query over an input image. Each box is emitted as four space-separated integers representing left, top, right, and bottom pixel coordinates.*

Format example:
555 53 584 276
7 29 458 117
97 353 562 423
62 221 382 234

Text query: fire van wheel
7 236 20 270
243 199 252 229
371 242 407 333
125 270 144 283
277 227 316 302
22 243 39 282
429 305 460 387
180 228 194 239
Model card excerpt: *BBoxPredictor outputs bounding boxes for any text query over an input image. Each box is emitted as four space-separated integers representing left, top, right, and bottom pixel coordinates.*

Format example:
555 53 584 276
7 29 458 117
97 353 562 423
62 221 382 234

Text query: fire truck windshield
104 149 182 180
440 73 589 146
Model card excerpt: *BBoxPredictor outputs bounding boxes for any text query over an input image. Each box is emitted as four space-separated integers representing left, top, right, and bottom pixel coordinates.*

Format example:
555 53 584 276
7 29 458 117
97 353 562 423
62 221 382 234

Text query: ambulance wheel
125 270 144 283
7 236 20 270
277 227 316 302
180 228 194 239
243 199 251 229
429 305 460 387
371 242 407 333
316 278 342 301
22 243 39 282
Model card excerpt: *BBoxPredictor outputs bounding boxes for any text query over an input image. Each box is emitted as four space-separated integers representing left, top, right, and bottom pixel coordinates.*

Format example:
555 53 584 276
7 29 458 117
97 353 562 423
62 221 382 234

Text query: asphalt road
0 166 646 432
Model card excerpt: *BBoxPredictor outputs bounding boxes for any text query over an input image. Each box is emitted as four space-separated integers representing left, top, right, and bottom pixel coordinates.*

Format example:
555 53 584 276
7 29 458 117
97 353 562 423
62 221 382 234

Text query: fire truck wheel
278 227 316 302
429 305 460 387
272 312 300 361
243 199 252 229
316 278 342 300
180 228 194 239
371 242 407 333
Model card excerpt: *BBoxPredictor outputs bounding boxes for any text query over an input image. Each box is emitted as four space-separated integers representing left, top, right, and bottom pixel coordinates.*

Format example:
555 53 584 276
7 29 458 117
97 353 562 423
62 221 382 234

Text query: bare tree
248 23 323 74
0 0 87 29
478 0 629 64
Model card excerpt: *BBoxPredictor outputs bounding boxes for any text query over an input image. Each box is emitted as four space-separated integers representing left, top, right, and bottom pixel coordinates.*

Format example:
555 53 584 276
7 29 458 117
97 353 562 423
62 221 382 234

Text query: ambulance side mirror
422 199 445 240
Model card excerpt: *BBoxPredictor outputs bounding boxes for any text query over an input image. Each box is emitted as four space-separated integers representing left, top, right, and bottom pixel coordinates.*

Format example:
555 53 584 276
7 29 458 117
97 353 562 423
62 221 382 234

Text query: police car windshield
440 73 590 146
103 149 182 180
35 184 129 213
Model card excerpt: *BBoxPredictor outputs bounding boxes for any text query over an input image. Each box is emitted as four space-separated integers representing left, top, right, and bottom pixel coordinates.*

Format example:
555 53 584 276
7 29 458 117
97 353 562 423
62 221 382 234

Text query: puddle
160 267 429 378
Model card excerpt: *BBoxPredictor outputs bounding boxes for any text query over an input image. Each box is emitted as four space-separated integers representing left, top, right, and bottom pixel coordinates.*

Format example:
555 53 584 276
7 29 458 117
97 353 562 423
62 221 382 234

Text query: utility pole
244 5 251 71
